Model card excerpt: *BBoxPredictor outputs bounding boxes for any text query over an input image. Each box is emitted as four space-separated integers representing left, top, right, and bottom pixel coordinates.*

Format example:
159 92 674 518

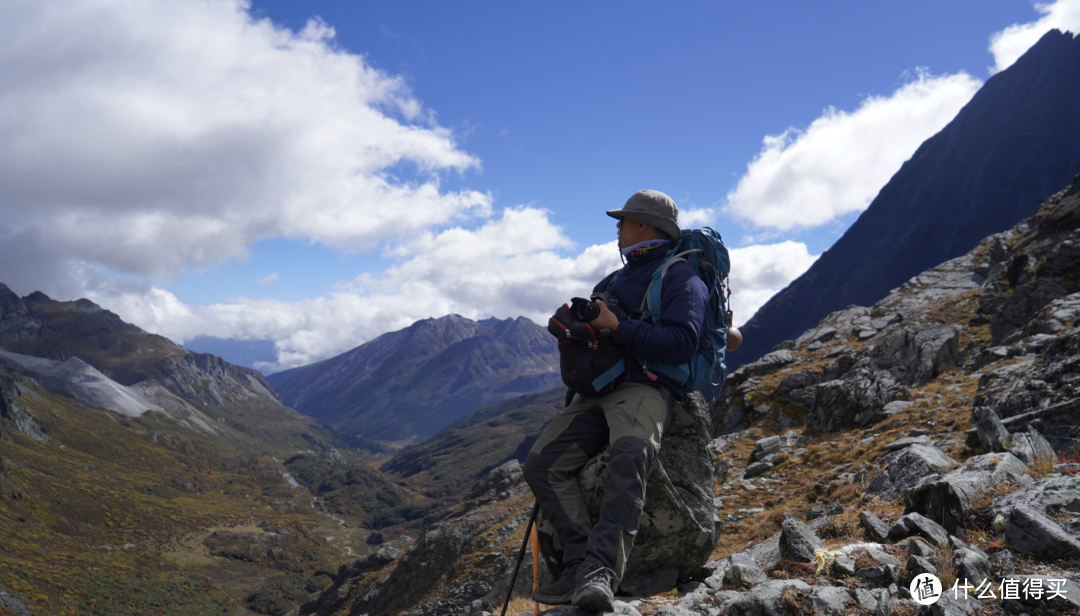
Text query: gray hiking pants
523 381 674 587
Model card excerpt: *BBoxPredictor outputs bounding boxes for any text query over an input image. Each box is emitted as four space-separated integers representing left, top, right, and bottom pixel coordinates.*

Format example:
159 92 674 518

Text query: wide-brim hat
606 189 681 240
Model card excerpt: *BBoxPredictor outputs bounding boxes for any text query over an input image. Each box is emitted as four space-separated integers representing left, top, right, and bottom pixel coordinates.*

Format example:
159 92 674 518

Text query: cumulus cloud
87 206 624 370
87 216 815 371
990 0 1080 73
0 0 489 296
725 70 981 232
726 242 819 327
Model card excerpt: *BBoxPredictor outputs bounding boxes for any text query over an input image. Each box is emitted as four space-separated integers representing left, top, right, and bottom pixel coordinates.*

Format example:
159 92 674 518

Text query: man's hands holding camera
587 300 619 333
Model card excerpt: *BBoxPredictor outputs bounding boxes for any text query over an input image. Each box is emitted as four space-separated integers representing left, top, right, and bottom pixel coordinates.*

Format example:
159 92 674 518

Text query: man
523 190 707 611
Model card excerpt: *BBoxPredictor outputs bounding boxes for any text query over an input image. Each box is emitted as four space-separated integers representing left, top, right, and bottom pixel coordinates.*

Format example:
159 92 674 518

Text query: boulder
801 585 878 614
859 511 891 542
722 579 811 615
972 407 1010 452
751 436 781 461
464 459 522 500
865 444 957 502
991 475 1080 518
724 552 768 588
907 554 937 578
888 512 949 547
536 393 717 594
1008 424 1059 466
1005 504 1080 558
951 548 991 589
778 514 824 562
865 323 960 385
904 452 1032 534
806 368 908 432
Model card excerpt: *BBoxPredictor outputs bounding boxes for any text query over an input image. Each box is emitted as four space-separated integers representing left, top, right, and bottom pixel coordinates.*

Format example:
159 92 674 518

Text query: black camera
569 292 627 322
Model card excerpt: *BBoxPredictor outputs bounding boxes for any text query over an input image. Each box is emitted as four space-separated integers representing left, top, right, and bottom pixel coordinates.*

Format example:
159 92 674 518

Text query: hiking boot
532 562 580 605
572 561 615 612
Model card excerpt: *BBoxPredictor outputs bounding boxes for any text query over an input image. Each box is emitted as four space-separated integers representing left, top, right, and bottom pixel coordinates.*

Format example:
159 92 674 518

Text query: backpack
636 227 731 393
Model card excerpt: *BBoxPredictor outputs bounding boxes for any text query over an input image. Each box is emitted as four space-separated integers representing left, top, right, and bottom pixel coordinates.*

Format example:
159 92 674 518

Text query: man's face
617 217 645 249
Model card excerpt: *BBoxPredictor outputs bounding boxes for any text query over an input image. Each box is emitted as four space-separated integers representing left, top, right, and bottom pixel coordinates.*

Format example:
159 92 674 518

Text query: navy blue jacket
594 242 707 399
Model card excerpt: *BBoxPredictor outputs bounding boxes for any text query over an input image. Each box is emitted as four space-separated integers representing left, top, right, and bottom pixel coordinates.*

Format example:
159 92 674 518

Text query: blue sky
1 0 1078 372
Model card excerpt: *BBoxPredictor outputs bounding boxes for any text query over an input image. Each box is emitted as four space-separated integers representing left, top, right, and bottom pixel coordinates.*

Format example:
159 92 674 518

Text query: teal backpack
636 227 731 393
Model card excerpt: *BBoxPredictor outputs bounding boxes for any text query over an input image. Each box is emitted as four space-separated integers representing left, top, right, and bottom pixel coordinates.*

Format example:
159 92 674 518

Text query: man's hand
587 300 620 333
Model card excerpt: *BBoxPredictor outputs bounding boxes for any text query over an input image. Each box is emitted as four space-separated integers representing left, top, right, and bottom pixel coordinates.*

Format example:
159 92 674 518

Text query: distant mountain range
266 315 559 442
732 29 1080 371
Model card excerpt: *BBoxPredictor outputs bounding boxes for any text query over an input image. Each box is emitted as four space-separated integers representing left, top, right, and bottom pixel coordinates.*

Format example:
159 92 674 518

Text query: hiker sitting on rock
523 190 707 612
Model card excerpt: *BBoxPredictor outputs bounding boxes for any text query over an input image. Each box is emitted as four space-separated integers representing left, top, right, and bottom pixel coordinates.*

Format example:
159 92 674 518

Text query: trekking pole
501 501 540 616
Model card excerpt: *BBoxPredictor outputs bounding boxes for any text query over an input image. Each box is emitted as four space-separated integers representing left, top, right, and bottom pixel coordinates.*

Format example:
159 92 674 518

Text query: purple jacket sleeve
611 262 706 365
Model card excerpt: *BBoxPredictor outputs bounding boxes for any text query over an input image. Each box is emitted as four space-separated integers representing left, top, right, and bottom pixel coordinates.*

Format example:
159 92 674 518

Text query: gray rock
722 579 811 616
987 549 1016 577
946 535 987 560
778 513 825 562
866 323 960 385
990 474 1080 518
972 406 1010 453
1005 503 1080 558
743 461 773 479
865 444 957 502
859 510 891 542
884 435 931 451
906 554 937 578
904 452 1032 533
746 350 797 375
832 556 856 577
806 368 908 432
802 585 873 614
866 548 901 568
951 548 990 589
538 601 642 616
882 401 913 416
854 566 887 584
888 512 949 547
620 567 678 598
465 459 522 500
899 537 935 557
537 393 718 593
725 562 767 589
701 558 730 591
752 436 781 461
873 588 891 616
1008 424 1059 466
807 502 843 521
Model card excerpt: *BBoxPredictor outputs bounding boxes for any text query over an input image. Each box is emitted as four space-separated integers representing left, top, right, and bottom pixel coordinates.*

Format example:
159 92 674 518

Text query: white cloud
726 242 819 327
0 0 489 296
990 0 1080 73
725 70 981 232
678 207 717 228
87 215 816 371
87 206 625 371
260 273 279 285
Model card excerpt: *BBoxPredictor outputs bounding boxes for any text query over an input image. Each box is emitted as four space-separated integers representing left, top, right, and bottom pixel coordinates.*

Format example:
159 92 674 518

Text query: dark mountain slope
379 387 564 499
734 29 1080 370
267 315 560 442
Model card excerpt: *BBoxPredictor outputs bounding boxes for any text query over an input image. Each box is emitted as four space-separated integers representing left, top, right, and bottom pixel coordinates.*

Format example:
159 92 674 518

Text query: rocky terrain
735 28 1080 371
267 315 560 442
285 175 1080 616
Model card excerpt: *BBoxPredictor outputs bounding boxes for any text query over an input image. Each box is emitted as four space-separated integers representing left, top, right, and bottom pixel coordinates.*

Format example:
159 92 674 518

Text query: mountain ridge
267 314 560 442
733 28 1080 371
